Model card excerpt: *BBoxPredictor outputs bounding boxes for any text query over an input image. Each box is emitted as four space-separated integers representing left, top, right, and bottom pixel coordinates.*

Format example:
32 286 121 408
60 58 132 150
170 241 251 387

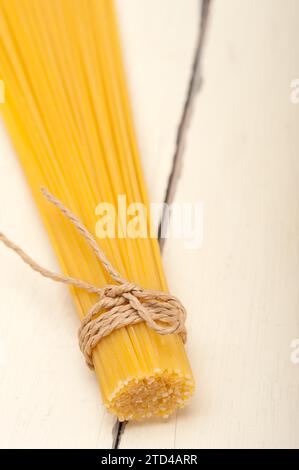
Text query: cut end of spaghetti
106 369 195 421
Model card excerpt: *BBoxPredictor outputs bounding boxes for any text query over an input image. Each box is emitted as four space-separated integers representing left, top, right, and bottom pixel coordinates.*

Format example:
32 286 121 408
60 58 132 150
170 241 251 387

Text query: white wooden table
0 0 299 449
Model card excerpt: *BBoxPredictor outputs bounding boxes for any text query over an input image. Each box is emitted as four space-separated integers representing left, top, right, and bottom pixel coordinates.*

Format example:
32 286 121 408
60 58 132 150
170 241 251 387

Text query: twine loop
79 282 186 369
0 189 187 369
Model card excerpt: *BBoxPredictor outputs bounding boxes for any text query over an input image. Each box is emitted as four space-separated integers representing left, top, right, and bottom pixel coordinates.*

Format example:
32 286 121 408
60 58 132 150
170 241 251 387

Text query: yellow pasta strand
0 0 194 420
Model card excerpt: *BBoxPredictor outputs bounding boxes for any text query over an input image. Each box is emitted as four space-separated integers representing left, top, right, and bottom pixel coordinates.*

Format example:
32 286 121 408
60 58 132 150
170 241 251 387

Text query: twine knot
0 188 187 370
79 283 187 369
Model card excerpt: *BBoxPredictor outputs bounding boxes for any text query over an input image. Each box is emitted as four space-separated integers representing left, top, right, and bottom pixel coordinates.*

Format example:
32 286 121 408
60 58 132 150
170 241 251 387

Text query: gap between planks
112 0 212 450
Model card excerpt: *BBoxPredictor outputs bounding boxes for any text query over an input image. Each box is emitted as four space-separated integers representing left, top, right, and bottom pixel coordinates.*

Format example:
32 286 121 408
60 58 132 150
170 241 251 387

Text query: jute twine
0 189 187 369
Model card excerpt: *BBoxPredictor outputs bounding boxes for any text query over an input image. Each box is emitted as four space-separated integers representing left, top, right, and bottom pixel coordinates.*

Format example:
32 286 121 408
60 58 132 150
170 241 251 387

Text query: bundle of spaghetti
0 0 194 420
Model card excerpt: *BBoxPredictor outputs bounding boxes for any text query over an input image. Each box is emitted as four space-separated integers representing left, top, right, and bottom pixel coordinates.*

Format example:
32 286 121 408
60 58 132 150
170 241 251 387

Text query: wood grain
120 0 299 449
1 0 298 449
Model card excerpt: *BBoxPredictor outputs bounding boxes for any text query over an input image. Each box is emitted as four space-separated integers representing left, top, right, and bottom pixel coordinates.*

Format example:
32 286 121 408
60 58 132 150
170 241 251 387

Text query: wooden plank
116 0 199 204
0 0 197 448
120 0 299 448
